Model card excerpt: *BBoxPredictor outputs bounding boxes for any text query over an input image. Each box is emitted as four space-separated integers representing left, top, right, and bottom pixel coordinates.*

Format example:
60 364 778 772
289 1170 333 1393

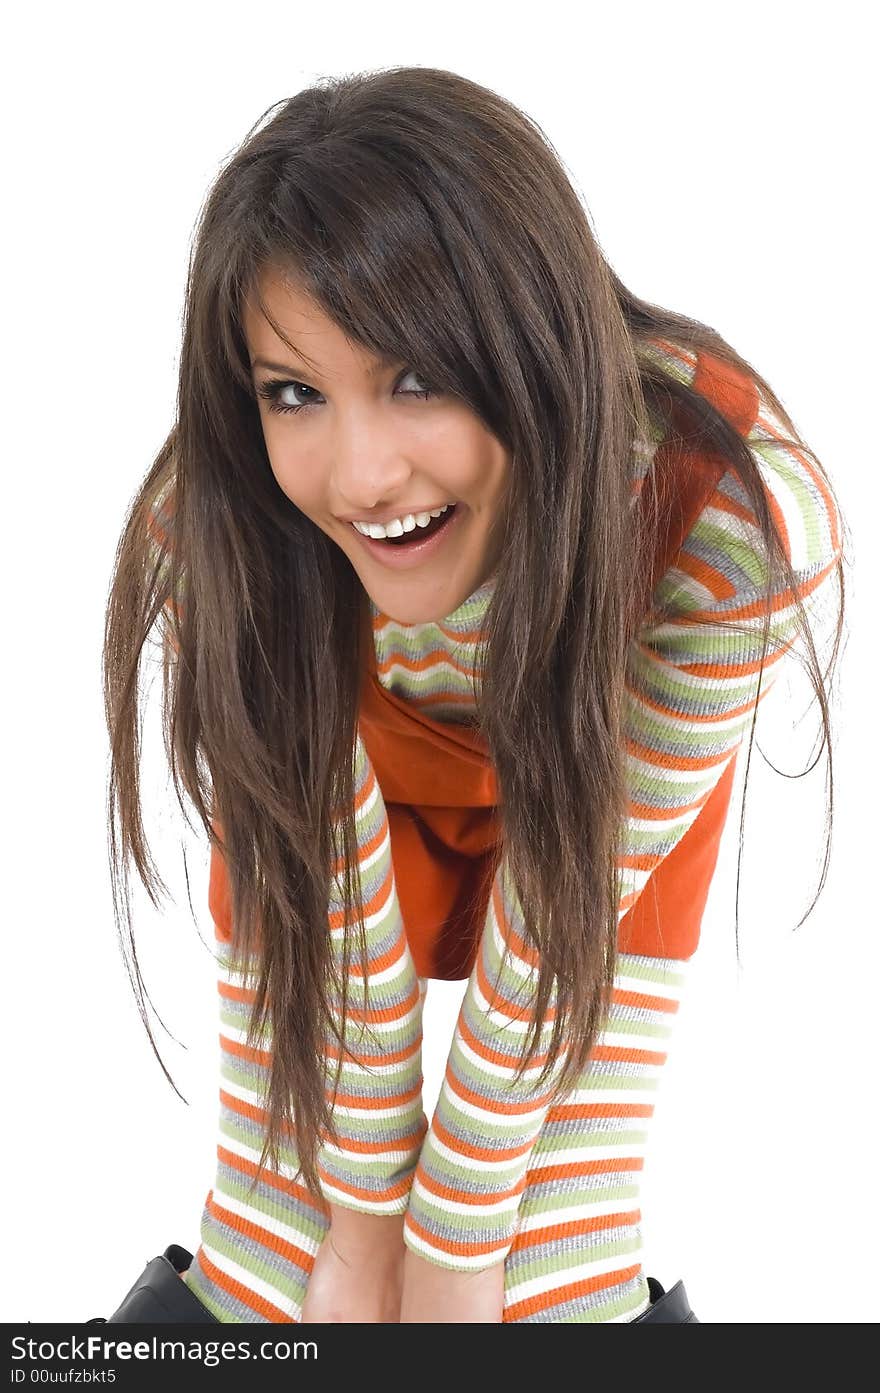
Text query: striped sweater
157 338 842 1319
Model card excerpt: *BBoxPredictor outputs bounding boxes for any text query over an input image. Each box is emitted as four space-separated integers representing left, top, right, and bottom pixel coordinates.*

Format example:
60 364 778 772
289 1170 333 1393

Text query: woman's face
243 268 511 625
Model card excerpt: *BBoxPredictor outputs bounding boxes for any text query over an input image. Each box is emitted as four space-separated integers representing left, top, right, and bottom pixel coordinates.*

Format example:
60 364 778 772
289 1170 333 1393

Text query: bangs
217 145 503 429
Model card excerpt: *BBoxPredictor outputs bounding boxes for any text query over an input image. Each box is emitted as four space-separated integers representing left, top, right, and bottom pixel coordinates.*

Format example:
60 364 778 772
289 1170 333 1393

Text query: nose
331 416 414 515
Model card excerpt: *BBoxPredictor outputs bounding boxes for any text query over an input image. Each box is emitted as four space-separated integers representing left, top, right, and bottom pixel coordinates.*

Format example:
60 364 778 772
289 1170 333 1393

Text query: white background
3 0 875 1324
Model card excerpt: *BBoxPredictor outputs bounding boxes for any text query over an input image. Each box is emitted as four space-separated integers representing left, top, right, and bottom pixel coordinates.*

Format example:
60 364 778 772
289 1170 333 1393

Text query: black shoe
88 1243 220 1324
632 1276 699 1323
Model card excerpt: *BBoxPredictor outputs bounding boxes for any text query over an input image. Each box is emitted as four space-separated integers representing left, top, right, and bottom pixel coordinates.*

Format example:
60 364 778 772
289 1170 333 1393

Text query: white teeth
352 503 452 539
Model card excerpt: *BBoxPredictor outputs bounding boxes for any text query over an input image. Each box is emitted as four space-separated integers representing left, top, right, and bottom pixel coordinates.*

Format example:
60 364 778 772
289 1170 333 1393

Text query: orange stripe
195 1240 296 1322
456 1005 554 1073
647 336 698 374
219 1086 425 1156
219 1016 421 1086
216 1144 328 1214
343 943 413 982
403 1209 513 1261
674 549 739 603
322 1037 421 1068
323 974 422 1023
220 1087 292 1136
525 1156 643 1184
701 484 758 530
625 736 744 776
316 1163 413 1205
470 966 667 1067
406 687 481 713
320 1080 423 1110
218 977 256 1004
503 1262 642 1321
611 988 679 1014
374 614 485 648
510 1209 641 1251
687 552 839 624
374 645 478 683
628 679 769 729
545 1101 656 1123
220 1032 271 1069
220 956 419 1018
441 1055 558 1118
428 1112 537 1165
320 1121 428 1157
472 882 556 1023
681 645 793 680
753 409 841 558
412 1159 527 1208
205 1190 315 1274
589 1044 667 1067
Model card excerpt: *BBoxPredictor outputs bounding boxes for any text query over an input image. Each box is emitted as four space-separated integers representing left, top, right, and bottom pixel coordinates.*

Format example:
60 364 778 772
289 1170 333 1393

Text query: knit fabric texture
151 337 842 1321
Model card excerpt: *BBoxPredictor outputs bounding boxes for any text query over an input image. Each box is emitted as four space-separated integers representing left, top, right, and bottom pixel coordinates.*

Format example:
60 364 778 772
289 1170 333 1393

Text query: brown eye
256 379 322 415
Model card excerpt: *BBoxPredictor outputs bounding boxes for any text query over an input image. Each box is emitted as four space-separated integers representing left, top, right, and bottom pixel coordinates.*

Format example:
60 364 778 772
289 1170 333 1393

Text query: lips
348 501 463 569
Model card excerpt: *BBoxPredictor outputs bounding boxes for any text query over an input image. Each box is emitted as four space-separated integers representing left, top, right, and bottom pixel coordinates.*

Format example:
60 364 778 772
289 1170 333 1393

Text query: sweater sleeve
206 731 429 1218
314 732 429 1212
402 401 844 1270
148 483 430 1216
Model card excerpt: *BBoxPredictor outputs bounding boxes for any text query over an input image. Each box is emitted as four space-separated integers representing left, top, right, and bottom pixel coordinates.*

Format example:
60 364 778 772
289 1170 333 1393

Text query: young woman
103 65 846 1324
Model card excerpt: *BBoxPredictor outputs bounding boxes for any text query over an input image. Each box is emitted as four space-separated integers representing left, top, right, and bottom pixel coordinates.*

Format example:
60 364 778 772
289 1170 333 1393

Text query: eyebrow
250 353 401 379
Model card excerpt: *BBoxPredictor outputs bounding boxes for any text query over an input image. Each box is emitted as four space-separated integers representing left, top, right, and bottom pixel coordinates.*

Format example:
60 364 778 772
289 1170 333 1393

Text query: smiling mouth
354 505 458 546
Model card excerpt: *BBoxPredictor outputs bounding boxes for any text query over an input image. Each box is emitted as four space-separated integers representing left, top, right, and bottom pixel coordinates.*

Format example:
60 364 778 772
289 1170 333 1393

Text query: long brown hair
103 65 847 1201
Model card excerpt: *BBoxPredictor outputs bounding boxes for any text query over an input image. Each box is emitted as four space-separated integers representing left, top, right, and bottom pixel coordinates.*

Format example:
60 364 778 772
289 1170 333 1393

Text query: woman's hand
299 1206 406 1323
400 1246 505 1322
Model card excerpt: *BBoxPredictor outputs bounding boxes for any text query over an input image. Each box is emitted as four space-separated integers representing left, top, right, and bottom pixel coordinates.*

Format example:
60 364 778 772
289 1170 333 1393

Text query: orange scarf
357 601 739 978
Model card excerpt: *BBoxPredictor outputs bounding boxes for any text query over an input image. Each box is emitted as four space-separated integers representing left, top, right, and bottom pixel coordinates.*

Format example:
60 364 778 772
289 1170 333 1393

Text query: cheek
266 448 324 515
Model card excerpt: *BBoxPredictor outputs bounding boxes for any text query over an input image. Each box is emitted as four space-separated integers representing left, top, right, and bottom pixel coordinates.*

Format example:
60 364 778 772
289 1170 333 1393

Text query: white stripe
614 967 686 999
329 862 395 937
198 1240 298 1313
218 1121 416 1181
209 1186 322 1251
546 1083 660 1105
450 1030 566 1086
748 437 813 572
218 1074 266 1108
628 681 754 738
598 1027 673 1048
375 652 477 689
423 1131 527 1174
408 1174 521 1219
214 1030 417 1069
625 744 740 786
504 1249 645 1306
320 1139 418 1164
432 1083 551 1127
329 823 388 890
219 1027 270 1055
403 1227 508 1269
660 567 717 610
316 1181 409 1214
327 1054 420 1079
359 771 382 822
217 1127 298 1175
320 1098 420 1122
325 951 412 989
524 1140 649 1165
516 1195 642 1233
326 996 423 1033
